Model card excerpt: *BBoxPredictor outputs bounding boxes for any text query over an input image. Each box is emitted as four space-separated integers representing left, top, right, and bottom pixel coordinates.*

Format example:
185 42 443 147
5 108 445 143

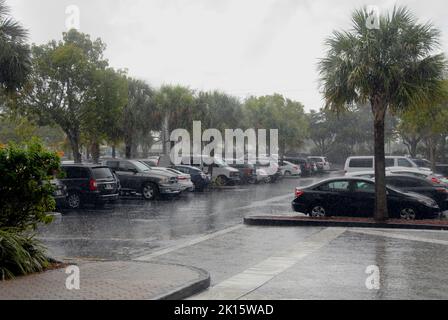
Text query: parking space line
190 227 347 300
349 229 448 246
134 225 244 261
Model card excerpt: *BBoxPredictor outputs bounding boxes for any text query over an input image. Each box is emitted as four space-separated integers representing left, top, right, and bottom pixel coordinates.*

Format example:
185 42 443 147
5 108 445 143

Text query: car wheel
142 183 158 200
310 205 327 218
215 175 228 186
284 171 291 176
264 176 272 183
400 207 416 220
247 177 257 184
67 192 82 209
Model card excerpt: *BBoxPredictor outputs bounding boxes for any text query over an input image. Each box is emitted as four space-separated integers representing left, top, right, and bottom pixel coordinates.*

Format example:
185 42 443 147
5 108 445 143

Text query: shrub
0 229 49 280
0 140 61 231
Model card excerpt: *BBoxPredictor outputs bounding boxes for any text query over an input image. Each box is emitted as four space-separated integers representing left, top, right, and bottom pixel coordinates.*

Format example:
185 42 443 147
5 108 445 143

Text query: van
344 156 423 173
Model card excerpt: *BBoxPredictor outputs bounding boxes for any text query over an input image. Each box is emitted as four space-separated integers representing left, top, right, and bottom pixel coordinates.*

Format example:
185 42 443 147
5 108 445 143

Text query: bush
0 229 49 280
0 140 61 231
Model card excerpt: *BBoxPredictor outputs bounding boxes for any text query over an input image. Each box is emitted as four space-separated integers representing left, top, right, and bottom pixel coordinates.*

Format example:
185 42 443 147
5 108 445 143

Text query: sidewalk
0 260 210 300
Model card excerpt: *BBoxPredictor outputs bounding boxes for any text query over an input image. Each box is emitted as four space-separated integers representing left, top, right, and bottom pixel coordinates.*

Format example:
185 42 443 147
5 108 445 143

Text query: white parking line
135 224 244 261
349 229 448 246
190 227 347 300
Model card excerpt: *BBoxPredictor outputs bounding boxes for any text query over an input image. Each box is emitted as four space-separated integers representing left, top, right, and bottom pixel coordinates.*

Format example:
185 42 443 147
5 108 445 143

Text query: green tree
318 7 446 221
0 0 30 93
19 29 108 163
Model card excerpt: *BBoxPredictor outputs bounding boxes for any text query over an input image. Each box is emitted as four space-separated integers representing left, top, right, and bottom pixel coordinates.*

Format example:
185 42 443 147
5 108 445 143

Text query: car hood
139 170 176 179
401 190 436 203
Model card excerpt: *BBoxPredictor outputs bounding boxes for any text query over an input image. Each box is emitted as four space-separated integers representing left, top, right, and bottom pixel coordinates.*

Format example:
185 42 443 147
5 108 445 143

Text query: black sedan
292 177 440 220
384 175 448 211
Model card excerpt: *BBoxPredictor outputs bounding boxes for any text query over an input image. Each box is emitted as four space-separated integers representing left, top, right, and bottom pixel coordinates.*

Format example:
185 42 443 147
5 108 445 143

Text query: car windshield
92 167 114 179
131 160 151 172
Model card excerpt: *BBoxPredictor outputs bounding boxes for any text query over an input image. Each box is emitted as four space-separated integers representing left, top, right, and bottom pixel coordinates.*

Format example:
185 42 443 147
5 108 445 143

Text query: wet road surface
38 172 448 299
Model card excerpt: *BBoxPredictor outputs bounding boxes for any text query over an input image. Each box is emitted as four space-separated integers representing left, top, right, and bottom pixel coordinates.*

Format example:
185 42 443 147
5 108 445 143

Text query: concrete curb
244 215 448 231
153 264 211 300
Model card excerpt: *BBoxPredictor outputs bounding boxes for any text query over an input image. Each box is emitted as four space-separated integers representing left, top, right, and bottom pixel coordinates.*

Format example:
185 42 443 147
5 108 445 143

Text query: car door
316 180 352 216
350 180 375 217
117 161 139 191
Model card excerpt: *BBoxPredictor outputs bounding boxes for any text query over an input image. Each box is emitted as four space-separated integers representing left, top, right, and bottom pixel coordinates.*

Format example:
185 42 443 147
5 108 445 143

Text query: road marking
191 227 347 300
37 236 157 242
135 224 244 261
349 229 448 246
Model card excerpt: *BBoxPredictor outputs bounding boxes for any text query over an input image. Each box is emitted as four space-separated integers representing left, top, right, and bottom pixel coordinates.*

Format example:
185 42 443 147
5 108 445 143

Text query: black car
384 175 448 211
60 164 120 209
103 159 182 200
171 165 211 191
50 179 68 208
292 177 440 219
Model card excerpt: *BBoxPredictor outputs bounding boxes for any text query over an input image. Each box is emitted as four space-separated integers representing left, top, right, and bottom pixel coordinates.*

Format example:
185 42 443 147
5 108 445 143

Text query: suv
60 164 120 209
103 159 182 200
284 157 313 177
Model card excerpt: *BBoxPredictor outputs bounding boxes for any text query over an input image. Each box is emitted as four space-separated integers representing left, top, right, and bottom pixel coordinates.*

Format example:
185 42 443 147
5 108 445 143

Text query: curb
152 264 211 300
244 215 448 231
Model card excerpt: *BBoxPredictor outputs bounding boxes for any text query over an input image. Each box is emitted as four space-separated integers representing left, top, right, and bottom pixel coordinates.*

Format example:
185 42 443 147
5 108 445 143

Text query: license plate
105 184 113 190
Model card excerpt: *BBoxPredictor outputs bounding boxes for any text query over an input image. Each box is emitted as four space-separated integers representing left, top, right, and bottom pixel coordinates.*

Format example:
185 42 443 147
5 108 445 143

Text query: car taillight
436 188 447 193
431 177 441 184
295 188 304 197
178 176 187 180
89 179 98 191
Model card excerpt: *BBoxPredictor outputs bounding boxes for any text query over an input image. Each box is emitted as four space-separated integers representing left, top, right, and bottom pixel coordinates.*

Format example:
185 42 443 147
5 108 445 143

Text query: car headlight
418 199 438 207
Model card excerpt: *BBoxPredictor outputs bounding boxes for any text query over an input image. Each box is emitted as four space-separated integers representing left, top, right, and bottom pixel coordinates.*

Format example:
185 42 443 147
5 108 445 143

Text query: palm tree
0 0 30 92
318 6 446 221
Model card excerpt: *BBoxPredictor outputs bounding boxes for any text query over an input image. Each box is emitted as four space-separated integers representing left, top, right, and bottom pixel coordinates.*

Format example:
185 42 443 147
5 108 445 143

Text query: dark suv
60 164 120 209
103 159 182 200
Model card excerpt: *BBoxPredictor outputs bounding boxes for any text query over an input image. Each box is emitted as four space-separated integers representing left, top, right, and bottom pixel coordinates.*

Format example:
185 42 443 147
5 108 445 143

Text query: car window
385 158 394 167
319 180 350 191
398 159 413 167
106 161 119 169
349 158 373 168
63 167 89 179
119 161 137 172
353 181 375 192
92 167 114 179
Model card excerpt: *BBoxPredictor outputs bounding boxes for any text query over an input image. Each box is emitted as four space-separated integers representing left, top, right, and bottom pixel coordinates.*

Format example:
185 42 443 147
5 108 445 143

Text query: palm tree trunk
373 103 388 221
67 130 82 164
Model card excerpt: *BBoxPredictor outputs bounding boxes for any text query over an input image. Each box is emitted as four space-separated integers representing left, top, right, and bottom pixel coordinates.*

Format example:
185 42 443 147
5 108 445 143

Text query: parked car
346 167 447 185
225 160 257 184
182 155 240 186
383 175 448 211
254 158 281 183
60 164 120 209
135 160 194 192
292 177 440 219
344 156 430 173
411 158 432 169
103 159 181 200
308 156 331 171
435 164 448 178
284 157 313 177
279 160 301 176
170 165 211 191
49 178 68 208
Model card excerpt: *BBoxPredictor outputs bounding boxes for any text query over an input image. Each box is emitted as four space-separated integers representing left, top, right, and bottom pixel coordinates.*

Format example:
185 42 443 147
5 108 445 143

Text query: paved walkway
0 260 209 300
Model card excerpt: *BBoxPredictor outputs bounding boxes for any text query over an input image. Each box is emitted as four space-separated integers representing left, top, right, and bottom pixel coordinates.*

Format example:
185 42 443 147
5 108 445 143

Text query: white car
307 156 331 171
151 167 195 191
280 161 301 176
344 156 431 173
346 167 447 185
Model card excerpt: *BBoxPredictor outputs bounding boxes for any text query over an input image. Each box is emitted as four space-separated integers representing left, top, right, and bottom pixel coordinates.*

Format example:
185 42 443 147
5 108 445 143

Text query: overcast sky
7 0 448 111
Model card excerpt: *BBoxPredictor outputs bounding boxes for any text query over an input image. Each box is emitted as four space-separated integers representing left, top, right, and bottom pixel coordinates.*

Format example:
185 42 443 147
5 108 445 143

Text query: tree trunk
125 141 132 159
372 102 388 221
91 141 100 164
67 130 82 163
429 136 436 172
112 144 116 159
162 114 170 156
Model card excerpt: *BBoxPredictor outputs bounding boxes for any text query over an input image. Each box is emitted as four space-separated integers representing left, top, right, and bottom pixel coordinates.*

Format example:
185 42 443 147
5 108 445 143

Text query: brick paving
0 260 208 300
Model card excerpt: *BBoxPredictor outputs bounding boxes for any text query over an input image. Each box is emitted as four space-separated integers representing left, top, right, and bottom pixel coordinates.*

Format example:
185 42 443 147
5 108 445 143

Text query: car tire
67 192 82 209
399 207 417 220
284 171 291 176
215 175 228 186
142 183 158 200
309 205 327 218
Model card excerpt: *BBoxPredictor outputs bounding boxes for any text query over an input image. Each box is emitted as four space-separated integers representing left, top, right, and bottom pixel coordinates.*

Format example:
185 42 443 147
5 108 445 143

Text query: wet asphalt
38 172 448 299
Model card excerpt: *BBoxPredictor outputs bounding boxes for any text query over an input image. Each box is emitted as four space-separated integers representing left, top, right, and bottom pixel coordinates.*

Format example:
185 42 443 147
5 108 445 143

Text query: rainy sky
7 0 448 111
